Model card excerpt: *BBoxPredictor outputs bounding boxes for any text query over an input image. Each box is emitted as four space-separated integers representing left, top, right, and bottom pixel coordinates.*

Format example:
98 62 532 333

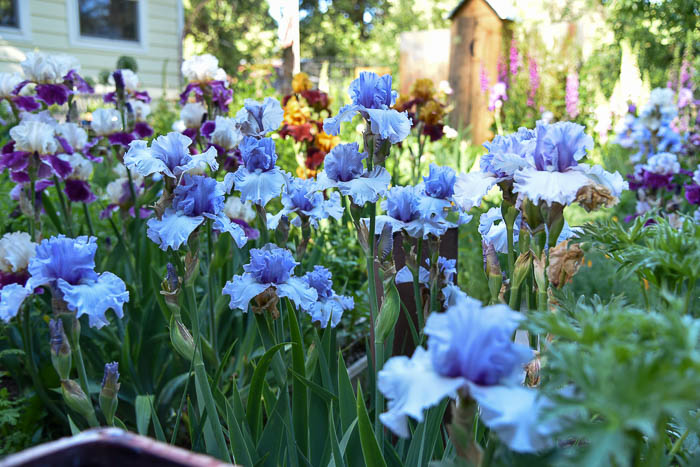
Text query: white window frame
67 0 148 53
0 1 31 42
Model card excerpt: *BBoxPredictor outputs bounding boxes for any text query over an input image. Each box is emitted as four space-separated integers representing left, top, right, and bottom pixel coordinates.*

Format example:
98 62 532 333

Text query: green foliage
116 56 138 72
603 0 699 88
526 295 700 465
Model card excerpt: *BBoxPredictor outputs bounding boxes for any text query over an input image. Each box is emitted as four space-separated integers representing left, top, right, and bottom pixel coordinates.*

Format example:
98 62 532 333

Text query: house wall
0 0 183 97
448 0 506 146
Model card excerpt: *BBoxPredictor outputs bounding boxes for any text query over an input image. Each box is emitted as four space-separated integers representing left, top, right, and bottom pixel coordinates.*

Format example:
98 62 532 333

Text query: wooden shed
448 0 512 146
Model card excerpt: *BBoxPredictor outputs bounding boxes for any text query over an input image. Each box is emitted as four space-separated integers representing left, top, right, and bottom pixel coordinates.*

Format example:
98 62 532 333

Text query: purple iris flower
323 72 411 144
222 244 317 312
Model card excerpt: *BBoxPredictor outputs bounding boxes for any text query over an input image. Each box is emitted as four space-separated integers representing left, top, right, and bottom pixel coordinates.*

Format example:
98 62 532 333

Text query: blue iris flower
513 121 627 206
147 174 247 251
223 244 317 312
231 136 288 206
234 97 284 137
323 72 411 144
0 236 128 328
302 266 354 328
125 132 218 178
375 185 452 239
267 177 344 229
315 142 390 206
378 290 556 453
480 127 536 178
417 164 471 223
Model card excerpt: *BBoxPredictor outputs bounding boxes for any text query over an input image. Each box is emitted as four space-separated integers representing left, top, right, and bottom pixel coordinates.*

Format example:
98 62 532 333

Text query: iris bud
99 362 120 425
170 316 195 361
61 379 97 425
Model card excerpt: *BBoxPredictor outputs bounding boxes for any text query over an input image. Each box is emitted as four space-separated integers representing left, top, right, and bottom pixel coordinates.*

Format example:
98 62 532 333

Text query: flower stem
413 237 424 333
366 202 378 367
82 203 95 237
206 222 218 356
53 176 73 236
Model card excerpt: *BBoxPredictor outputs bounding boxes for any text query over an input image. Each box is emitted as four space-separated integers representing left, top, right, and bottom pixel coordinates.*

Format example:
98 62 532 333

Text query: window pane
78 0 139 41
0 0 18 28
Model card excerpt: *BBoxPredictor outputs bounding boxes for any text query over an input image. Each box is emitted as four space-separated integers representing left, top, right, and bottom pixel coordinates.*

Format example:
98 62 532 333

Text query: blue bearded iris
124 132 218 179
231 136 288 206
315 142 390 206
0 236 128 328
374 185 452 239
302 266 354 328
513 121 627 206
378 290 557 453
417 164 471 224
453 128 535 213
267 177 344 229
234 97 284 137
323 72 411 144
223 244 317 312
147 174 247 251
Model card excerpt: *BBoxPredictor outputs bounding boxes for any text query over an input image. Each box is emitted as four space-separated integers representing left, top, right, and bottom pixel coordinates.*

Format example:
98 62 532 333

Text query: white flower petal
453 172 501 211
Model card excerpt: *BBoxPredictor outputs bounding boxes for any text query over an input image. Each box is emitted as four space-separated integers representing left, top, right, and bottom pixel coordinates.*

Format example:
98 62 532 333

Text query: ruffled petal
313 170 339 192
266 209 289 230
146 209 203 251
403 217 452 239
0 283 31 322
453 172 501 211
124 140 173 178
321 191 345 221
57 272 129 329
416 195 453 220
205 213 248 248
466 383 557 453
233 167 288 206
513 167 590 206
222 273 268 312
277 276 318 311
364 108 412 144
177 145 219 176
307 294 353 328
579 164 628 198
378 347 466 438
322 104 360 136
337 166 390 206
395 266 429 285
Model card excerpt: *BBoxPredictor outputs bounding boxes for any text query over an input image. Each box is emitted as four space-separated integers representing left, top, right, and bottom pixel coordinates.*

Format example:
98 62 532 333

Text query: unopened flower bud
161 263 181 314
61 379 96 422
513 251 533 290
49 319 72 380
170 316 195 361
99 362 120 425
483 242 502 303
532 250 547 292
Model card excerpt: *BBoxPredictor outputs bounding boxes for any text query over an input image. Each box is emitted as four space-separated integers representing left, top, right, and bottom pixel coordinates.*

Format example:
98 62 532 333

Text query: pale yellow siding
0 0 182 97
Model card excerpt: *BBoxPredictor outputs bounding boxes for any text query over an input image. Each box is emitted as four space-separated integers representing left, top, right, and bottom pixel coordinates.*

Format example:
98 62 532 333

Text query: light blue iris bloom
147 174 247 251
223 244 317 312
513 121 627 206
267 177 344 229
417 164 471 224
302 266 354 328
378 290 557 453
124 132 218 178
480 127 536 178
374 185 452 239
395 256 456 288
0 236 128 328
323 72 411 144
231 136 289 206
315 142 390 206
234 97 284 137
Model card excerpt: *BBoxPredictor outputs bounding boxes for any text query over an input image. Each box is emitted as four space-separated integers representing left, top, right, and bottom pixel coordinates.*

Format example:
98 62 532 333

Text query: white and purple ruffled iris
231 136 288 206
378 291 556 453
267 177 344 229
323 72 411 144
513 121 627 206
0 236 128 328
222 244 317 312
124 132 218 179
302 266 354 328
315 142 390 206
375 185 452 239
234 97 284 137
147 174 246 251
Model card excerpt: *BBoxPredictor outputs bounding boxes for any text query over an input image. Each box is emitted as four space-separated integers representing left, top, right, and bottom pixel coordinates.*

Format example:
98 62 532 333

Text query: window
0 0 18 28
78 0 139 42
67 0 147 51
